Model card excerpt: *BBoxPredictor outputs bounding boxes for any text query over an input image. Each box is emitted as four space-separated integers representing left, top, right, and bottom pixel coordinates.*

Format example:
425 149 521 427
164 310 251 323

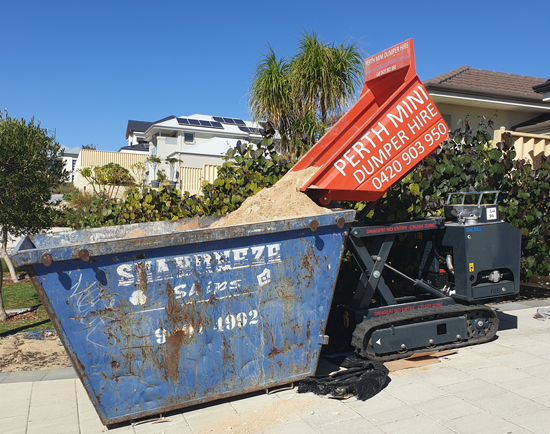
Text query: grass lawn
1 279 53 337
1 257 27 280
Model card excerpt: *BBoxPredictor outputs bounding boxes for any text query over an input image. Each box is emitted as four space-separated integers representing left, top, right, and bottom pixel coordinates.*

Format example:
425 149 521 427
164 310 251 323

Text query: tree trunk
0 266 7 321
1 226 18 281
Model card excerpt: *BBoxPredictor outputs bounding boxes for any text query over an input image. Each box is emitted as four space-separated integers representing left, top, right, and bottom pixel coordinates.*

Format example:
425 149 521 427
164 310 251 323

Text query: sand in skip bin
211 167 329 227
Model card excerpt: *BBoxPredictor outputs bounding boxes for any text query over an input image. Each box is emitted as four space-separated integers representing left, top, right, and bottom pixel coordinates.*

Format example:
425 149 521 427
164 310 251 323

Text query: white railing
179 164 221 195
494 127 550 167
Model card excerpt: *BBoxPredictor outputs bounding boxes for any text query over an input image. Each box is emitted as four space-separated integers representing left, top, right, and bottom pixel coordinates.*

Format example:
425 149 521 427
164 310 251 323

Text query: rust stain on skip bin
11 211 355 426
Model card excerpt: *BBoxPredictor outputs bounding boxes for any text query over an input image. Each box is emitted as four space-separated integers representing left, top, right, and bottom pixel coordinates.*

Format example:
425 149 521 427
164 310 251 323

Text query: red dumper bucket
293 39 447 205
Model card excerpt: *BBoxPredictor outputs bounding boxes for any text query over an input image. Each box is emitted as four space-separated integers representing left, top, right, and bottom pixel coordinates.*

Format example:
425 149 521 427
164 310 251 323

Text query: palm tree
248 32 363 155
291 31 363 125
248 46 292 147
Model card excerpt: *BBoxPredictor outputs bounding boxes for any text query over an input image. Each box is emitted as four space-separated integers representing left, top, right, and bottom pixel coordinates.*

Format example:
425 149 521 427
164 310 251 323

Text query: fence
494 127 550 167
74 150 148 191
179 164 221 195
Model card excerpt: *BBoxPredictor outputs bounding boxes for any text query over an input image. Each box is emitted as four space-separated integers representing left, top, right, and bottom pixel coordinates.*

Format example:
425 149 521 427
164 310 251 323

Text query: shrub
71 138 296 228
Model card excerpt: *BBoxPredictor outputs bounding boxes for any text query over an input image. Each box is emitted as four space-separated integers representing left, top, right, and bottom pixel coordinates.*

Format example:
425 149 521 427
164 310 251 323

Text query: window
71 159 76 171
184 132 194 143
442 114 451 129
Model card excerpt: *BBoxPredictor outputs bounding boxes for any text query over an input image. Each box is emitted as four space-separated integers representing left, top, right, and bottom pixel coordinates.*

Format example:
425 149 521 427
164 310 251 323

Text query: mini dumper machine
9 39 521 425
291 38 521 361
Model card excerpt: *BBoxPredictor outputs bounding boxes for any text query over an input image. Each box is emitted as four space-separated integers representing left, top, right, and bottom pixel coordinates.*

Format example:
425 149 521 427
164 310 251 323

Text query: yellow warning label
469 263 475 272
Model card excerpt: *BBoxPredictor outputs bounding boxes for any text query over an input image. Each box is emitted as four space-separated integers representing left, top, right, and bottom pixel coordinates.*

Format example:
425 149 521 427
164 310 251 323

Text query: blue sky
1 0 546 152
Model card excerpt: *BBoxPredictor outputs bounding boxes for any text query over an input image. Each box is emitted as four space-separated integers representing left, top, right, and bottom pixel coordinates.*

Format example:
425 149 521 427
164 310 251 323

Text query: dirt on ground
0 330 71 372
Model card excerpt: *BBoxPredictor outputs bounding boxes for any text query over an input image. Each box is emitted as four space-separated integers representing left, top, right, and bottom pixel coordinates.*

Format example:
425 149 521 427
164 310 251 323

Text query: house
424 66 550 134
60 146 80 183
140 114 264 187
121 120 153 154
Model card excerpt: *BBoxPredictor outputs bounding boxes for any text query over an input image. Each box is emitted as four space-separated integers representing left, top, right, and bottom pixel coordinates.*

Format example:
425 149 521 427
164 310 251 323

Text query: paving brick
468 363 531 383
184 402 242 434
257 419 319 434
465 342 515 358
441 379 507 402
441 352 500 372
377 413 455 434
133 414 192 434
498 338 550 355
508 409 550 434
343 389 394 410
520 362 550 381
1 370 48 383
386 369 422 386
26 413 79 434
229 390 281 414
499 376 550 399
413 395 483 422
475 391 545 419
40 368 77 381
347 395 420 426
0 372 11 383
414 365 473 387
442 410 522 434
487 350 548 369
0 397 31 418
294 399 359 428
534 393 550 407
30 379 76 403
385 379 449 405
0 415 28 434
28 401 78 420
317 417 384 434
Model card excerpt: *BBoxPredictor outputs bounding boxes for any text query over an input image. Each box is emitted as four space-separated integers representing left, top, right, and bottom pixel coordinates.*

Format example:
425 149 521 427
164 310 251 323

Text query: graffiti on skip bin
116 242 282 288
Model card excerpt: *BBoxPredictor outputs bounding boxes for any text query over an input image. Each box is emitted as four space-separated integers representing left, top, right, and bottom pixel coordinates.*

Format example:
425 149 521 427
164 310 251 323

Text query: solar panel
177 117 225 129
234 119 246 126
212 116 225 123
239 126 259 133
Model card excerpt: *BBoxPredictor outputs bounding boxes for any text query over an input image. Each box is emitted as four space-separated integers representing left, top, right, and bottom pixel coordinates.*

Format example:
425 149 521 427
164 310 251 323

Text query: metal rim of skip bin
11 210 356 268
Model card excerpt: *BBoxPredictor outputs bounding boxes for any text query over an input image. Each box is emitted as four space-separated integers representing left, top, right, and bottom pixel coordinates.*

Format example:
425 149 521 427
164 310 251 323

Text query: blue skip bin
11 210 355 425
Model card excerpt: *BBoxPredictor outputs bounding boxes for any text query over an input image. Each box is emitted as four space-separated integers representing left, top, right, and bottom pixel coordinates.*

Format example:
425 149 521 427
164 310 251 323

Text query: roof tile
424 66 547 101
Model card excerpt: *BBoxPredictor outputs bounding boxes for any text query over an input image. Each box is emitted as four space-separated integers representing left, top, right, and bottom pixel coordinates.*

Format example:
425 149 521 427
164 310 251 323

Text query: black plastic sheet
298 355 389 401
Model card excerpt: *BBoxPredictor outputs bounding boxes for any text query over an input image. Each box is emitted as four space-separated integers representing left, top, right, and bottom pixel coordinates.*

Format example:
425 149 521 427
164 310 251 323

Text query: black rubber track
351 304 499 361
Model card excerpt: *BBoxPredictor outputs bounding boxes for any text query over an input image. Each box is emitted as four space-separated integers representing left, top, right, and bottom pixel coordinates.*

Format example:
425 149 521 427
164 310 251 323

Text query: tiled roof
511 113 550 133
424 66 547 103
118 142 150 153
126 120 153 138
127 120 153 132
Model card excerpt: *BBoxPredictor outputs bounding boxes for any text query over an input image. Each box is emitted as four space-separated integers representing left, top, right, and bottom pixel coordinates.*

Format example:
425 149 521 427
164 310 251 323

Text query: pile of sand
212 167 329 227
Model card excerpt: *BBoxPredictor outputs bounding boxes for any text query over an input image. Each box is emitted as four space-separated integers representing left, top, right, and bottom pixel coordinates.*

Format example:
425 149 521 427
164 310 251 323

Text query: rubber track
351 304 499 361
